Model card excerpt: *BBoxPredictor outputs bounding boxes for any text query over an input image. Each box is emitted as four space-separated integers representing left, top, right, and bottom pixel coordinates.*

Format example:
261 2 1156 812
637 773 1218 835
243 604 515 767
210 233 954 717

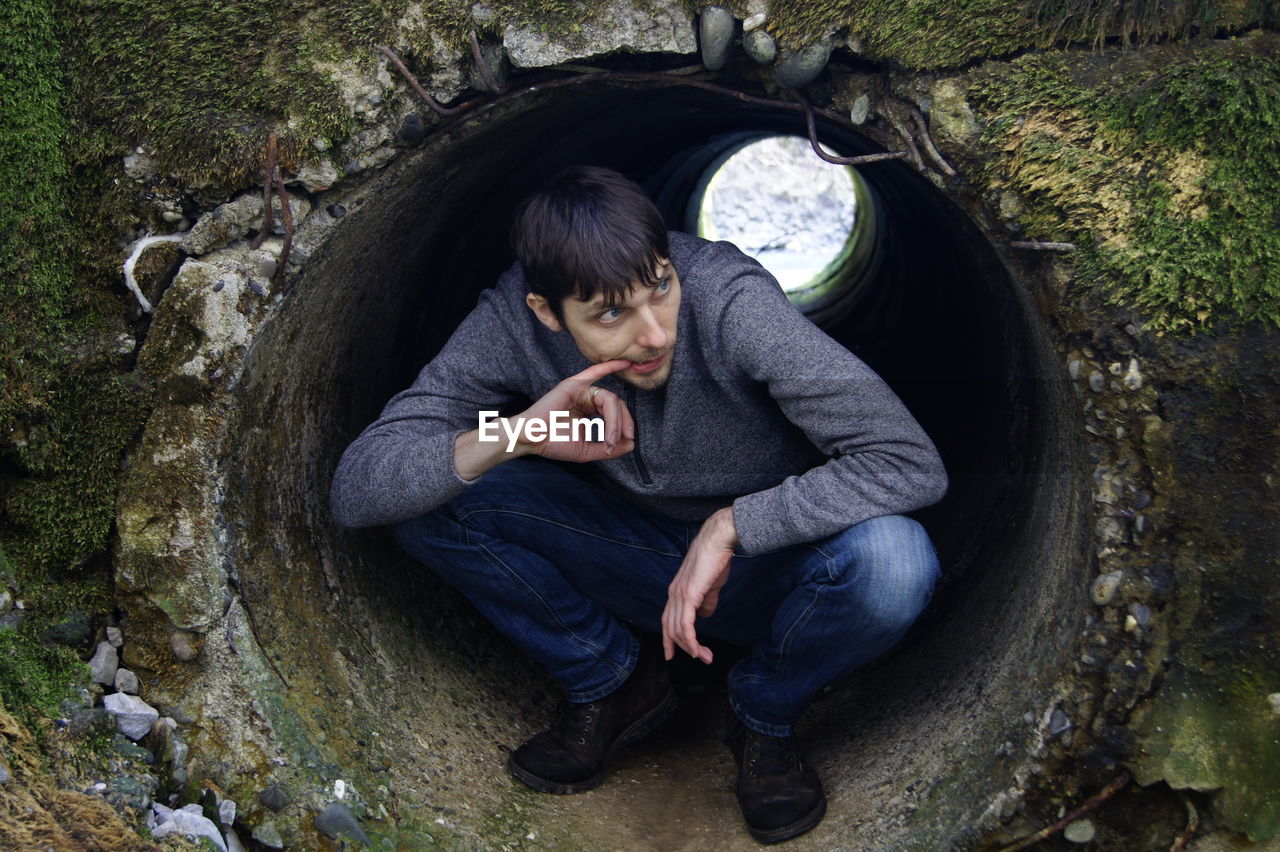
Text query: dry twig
998 771 1132 852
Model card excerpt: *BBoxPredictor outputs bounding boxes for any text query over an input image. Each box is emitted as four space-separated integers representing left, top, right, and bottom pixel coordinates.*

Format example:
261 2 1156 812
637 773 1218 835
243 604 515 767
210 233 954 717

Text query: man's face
527 259 681 390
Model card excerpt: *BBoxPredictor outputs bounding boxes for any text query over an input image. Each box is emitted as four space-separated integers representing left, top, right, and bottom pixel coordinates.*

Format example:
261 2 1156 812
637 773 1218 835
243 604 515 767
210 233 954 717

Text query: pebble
1068 359 1082 380
0 758 10 784
1064 817 1096 843
150 803 228 852
699 6 734 71
115 668 140 695
327 204 347 218
170 630 199 662
103 692 160 740
315 801 371 844
1091 571 1124 605
1124 614 1139 632
1128 603 1152 626
220 798 237 826
1123 358 1143 390
252 822 285 849
1268 693 1280 717
0 591 9 609
106 626 123 647
398 113 425 145
774 39 832 88
742 12 766 31
260 784 289 812
1088 371 1105 392
743 29 777 65
90 641 119 685
848 93 871 125
1048 707 1072 736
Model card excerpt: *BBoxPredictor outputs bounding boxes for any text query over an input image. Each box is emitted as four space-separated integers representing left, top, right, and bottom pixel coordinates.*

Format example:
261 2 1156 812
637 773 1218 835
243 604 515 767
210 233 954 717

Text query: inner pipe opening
227 79 1086 847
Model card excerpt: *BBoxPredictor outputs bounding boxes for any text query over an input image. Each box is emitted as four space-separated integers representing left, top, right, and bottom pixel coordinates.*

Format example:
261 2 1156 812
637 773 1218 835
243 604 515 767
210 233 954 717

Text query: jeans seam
458 507 685 558
476 541 628 682
732 584 825 687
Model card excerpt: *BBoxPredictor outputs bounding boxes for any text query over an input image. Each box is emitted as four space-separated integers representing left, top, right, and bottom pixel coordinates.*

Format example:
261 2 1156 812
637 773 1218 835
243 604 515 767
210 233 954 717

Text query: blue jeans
392 458 940 737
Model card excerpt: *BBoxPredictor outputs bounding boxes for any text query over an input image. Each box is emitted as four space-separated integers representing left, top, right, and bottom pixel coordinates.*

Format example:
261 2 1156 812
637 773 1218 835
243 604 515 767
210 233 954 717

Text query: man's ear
526 293 563 332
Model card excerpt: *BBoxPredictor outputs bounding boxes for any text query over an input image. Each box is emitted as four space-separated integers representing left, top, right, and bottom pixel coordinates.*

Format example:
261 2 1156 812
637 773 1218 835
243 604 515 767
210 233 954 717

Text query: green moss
757 0 1270 70
0 623 90 731
971 33 1280 332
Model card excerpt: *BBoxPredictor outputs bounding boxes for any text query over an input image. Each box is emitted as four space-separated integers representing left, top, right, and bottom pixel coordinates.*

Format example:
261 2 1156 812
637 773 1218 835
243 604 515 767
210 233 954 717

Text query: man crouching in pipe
329 165 947 844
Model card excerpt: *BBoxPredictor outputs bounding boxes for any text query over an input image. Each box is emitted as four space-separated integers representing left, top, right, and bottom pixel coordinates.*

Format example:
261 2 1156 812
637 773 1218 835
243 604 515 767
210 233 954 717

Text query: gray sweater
330 232 947 555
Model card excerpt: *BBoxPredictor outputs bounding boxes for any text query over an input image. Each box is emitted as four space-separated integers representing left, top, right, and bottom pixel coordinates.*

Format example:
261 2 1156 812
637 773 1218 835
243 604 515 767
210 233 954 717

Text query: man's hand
663 506 739 664
520 359 636 463
453 359 635 481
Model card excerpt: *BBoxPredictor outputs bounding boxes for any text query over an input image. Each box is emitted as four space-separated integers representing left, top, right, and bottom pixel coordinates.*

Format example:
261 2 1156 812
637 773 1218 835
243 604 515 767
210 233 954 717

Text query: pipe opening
220 79 1087 846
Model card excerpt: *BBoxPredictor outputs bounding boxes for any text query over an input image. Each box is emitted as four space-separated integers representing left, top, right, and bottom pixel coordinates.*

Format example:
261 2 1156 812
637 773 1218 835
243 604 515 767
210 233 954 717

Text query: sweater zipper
625 386 652 485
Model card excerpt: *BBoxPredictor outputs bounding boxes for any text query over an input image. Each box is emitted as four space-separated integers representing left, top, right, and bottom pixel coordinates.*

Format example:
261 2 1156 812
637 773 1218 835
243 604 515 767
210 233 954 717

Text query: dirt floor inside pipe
157 81 1092 848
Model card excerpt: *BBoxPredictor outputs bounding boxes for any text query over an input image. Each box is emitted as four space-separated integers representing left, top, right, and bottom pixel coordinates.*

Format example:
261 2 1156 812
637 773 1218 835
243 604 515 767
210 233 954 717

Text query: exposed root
249 131 277 251
998 771 1132 852
379 45 467 116
121 233 184 313
469 30 505 94
795 92 910 165
1011 240 1078 251
1170 793 1199 852
911 106 957 176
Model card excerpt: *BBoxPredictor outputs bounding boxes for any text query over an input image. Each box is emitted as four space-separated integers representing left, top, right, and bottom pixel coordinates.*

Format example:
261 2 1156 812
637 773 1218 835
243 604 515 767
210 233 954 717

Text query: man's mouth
627 353 667 375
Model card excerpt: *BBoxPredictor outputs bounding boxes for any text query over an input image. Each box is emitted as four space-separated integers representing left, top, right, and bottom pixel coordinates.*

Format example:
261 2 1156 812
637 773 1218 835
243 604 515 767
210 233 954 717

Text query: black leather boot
726 722 827 843
508 639 677 794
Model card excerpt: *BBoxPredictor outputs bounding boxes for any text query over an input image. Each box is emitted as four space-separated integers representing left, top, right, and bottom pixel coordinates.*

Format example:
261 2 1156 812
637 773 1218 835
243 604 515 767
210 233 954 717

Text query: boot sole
745 794 827 845
507 685 679 794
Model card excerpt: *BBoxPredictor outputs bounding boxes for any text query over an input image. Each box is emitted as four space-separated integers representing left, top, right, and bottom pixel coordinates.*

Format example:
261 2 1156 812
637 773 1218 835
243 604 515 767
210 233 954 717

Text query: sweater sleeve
715 253 948 554
329 290 524 528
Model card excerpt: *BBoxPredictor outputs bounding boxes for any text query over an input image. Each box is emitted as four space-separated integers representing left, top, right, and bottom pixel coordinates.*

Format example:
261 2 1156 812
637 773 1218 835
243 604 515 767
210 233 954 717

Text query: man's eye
655 279 670 294
600 308 622 322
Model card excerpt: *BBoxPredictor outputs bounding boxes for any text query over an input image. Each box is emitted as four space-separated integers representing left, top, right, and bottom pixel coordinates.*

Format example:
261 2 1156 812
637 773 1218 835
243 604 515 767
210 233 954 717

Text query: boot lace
746 731 800 776
551 701 599 747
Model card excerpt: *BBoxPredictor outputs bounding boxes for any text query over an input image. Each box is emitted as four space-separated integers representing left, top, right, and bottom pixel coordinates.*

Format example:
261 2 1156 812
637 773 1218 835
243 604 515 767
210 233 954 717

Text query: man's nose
634 307 669 350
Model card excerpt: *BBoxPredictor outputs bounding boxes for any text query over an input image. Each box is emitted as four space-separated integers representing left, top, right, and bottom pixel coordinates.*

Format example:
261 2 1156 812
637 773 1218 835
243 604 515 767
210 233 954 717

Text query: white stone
1064 817 1096 843
504 0 696 68
106 626 124 646
150 802 228 852
1091 571 1124 606
103 692 160 740
743 12 766 31
114 668 140 694
89 642 119 685
1268 693 1280 716
219 798 237 826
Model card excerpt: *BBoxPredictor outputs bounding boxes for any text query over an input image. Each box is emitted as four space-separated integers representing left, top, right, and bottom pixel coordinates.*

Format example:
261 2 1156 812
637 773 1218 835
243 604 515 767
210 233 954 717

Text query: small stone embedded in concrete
743 12 766 31
252 821 285 849
1268 693 1280 717
1123 358 1143 390
1124 614 1139 632
295 159 341 193
1048 707 1072 737
1088 371 1106 392
743 29 777 65
260 784 289 812
1063 817 1096 843
1068 359 1082 380
114 668 140 695
1128 603 1152 626
1092 571 1124 606
848 93 871 125
699 6 734 71
106 626 123 647
315 801 371 844
326 203 347 219
90 641 119 685
398 113 425 145
103 692 160 740
170 630 199 661
774 39 833 88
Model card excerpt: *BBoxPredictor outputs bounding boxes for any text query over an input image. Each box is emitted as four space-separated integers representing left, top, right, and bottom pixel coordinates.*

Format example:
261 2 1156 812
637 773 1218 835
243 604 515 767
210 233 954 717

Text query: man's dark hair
511 165 669 317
